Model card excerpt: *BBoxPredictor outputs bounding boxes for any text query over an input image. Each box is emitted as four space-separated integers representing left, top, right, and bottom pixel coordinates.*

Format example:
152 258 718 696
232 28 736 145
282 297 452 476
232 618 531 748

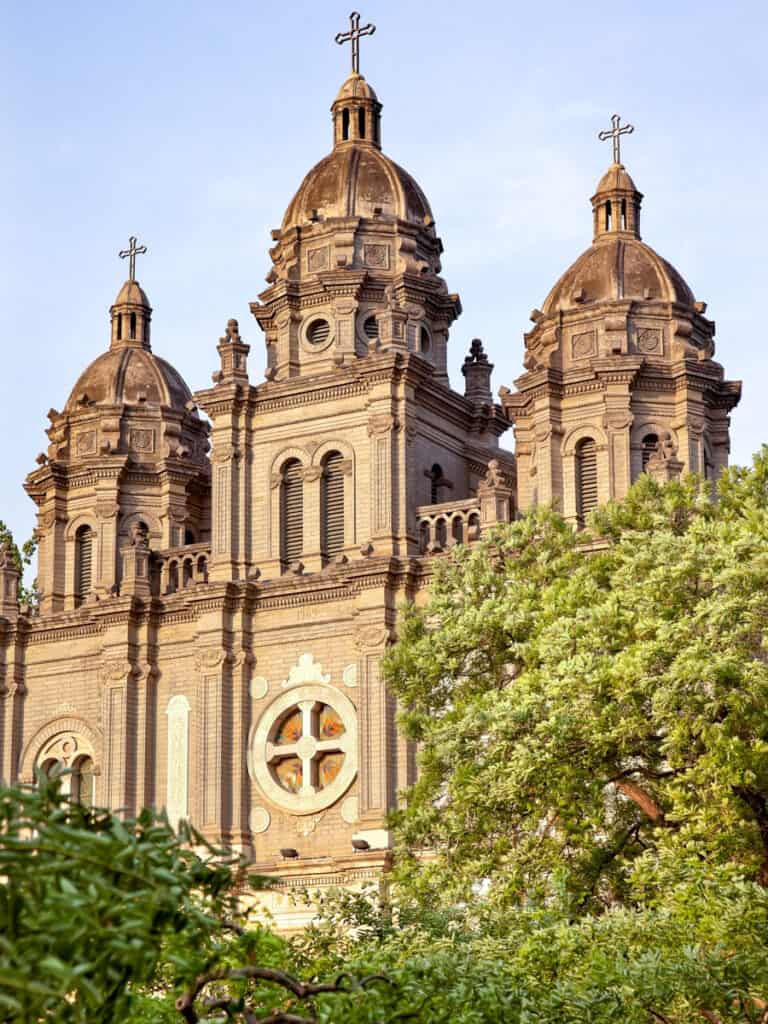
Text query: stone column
193 647 230 842
99 661 132 813
0 549 20 623
355 624 396 829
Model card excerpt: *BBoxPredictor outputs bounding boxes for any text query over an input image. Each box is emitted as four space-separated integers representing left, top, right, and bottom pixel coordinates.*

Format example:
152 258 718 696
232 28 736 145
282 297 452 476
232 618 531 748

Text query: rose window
249 683 357 815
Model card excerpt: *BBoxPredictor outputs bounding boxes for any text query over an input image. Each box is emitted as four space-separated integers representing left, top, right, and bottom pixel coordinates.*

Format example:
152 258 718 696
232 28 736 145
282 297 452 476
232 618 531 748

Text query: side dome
542 236 695 314
281 146 433 231
65 347 192 412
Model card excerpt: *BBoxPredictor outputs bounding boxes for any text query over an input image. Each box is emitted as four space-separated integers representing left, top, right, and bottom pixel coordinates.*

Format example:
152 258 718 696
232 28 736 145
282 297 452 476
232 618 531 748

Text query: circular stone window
306 318 331 346
249 684 358 815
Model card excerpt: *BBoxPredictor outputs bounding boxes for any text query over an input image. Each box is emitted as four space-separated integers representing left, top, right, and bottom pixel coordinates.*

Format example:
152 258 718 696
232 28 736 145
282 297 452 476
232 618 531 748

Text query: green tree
384 452 768 914
0 519 38 606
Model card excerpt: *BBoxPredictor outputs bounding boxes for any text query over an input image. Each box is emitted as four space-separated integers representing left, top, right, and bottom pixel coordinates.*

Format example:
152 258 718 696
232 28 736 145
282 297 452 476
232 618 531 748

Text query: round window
306 318 331 346
249 683 358 815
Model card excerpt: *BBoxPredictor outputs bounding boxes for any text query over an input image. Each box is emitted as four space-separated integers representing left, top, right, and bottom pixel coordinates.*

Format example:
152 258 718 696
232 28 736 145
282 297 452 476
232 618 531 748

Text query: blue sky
2 0 766 548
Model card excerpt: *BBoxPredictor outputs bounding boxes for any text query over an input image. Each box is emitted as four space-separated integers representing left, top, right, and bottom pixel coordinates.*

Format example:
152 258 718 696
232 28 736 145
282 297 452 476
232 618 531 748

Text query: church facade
0 21 740 928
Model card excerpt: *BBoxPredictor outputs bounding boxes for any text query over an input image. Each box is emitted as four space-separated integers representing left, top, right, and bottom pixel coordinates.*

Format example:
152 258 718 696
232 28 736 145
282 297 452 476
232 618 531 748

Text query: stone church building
0 21 740 927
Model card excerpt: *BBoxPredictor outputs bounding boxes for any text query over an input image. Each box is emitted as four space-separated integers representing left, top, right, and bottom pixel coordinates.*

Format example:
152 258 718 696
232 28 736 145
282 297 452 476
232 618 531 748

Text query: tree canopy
384 451 768 917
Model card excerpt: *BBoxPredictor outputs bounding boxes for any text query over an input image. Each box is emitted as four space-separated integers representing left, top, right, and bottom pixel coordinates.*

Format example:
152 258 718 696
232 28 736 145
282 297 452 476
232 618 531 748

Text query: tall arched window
75 525 94 607
321 451 345 564
641 433 659 471
575 438 598 525
281 459 304 568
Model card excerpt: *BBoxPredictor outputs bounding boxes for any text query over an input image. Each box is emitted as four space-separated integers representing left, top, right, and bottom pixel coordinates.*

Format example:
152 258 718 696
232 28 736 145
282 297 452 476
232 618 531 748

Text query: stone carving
166 695 190 827
296 813 324 836
281 653 331 689
250 676 269 700
250 806 271 834
307 246 330 271
76 431 97 455
341 795 359 825
571 331 597 359
0 544 12 570
194 648 227 671
129 521 149 548
129 428 155 453
636 328 661 354
363 244 389 269
342 663 358 687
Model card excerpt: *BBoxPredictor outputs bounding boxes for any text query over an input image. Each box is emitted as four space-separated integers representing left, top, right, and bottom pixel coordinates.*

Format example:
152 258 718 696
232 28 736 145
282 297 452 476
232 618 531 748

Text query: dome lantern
110 236 152 349
332 13 381 148
592 116 642 241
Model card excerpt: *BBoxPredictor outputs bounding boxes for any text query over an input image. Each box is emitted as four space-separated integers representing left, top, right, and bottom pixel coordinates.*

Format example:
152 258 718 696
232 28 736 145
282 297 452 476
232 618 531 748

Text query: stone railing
152 542 211 595
415 498 482 554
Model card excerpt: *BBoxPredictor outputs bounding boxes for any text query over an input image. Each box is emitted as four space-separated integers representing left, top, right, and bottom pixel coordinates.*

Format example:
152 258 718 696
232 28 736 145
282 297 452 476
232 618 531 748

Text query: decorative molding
342 663 358 687
341 795 359 824
250 806 271 834
280 653 331 689
250 676 269 700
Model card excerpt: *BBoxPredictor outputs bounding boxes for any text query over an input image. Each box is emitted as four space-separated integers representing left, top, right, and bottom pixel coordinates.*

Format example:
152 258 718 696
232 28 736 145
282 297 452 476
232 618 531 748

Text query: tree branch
611 778 666 824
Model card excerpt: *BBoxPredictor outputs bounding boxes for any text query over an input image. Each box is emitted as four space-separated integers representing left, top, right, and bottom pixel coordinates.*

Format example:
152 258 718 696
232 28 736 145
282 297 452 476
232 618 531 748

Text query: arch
561 422 609 456
429 463 444 505
269 446 310 479
641 432 660 471
321 450 345 564
19 716 102 784
182 558 194 588
435 518 447 548
118 511 162 548
65 513 98 541
419 520 430 553
451 516 464 545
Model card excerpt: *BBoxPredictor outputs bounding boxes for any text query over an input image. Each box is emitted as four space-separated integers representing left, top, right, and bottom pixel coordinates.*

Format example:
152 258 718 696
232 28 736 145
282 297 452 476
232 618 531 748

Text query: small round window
420 326 431 354
306 318 331 346
363 315 379 341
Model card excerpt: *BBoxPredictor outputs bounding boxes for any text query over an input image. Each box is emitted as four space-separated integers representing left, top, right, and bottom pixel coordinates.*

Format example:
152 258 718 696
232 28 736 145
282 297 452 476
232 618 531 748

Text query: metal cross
119 235 147 281
598 114 635 164
335 11 376 75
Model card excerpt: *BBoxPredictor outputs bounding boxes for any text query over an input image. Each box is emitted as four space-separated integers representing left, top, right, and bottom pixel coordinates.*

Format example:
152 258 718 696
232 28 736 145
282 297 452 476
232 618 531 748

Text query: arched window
575 438 599 525
605 200 612 232
71 755 95 807
342 108 350 140
321 451 345 564
75 525 94 607
129 312 137 340
429 464 443 505
452 517 464 545
620 198 627 230
281 459 304 568
358 107 366 138
641 433 659 471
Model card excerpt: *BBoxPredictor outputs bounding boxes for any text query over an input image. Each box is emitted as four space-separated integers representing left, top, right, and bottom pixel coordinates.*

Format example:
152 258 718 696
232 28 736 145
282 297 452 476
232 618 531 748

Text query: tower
502 117 741 522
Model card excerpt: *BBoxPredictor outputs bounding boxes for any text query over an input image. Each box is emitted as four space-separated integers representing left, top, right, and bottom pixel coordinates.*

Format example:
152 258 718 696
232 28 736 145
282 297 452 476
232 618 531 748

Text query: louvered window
641 433 659 471
75 525 93 607
363 316 379 341
281 460 304 569
321 452 345 564
576 439 599 525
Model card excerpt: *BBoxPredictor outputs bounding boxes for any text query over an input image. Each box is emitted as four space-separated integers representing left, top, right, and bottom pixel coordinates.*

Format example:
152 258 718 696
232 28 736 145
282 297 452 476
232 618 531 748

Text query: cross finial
335 11 376 75
598 114 635 165
119 235 148 281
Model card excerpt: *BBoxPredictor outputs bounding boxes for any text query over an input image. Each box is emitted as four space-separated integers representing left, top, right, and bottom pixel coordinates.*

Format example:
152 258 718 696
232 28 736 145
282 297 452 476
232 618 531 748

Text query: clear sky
2 0 766 549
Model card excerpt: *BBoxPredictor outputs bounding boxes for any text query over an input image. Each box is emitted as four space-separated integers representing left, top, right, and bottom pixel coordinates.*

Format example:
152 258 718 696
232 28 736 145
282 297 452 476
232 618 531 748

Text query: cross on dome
119 235 147 281
598 114 635 165
335 11 376 74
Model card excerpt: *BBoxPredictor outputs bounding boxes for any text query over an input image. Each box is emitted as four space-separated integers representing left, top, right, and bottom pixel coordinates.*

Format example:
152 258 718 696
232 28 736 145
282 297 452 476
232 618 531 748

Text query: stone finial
477 459 515 526
462 339 494 404
645 431 684 483
0 545 21 622
216 318 250 384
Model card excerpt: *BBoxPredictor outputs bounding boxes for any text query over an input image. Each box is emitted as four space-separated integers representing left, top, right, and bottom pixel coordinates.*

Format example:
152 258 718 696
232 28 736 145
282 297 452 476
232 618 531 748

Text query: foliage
0 778 386 1024
384 450 768 917
0 519 38 606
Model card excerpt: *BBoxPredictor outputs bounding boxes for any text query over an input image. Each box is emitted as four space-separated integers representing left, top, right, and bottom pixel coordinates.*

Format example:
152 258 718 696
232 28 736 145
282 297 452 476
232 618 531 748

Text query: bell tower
502 116 741 522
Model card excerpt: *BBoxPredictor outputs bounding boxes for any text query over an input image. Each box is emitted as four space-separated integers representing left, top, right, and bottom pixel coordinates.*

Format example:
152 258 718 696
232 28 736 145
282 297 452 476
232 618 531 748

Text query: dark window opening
321 451 345 564
605 201 612 232
184 528 196 545
72 756 95 807
621 198 627 230
117 315 123 341
429 464 443 505
363 315 379 341
576 439 598 525
75 525 94 607
358 107 365 138
129 312 137 339
342 108 350 140
641 433 659 471
281 459 304 569
420 326 431 354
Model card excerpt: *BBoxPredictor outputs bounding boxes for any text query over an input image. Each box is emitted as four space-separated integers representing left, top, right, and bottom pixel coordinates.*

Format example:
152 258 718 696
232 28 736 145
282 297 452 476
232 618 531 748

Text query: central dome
282 146 433 231
281 73 433 231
